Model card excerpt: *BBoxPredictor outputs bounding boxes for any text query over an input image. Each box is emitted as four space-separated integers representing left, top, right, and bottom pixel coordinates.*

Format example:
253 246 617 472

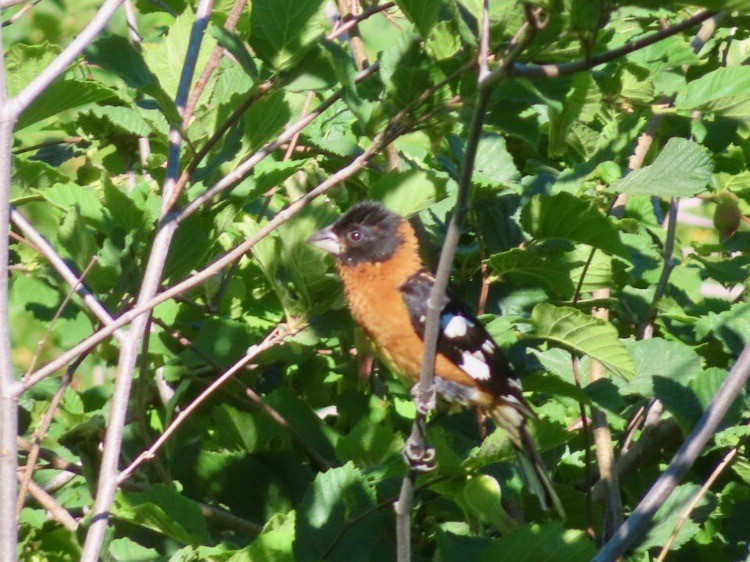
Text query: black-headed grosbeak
308 200 563 517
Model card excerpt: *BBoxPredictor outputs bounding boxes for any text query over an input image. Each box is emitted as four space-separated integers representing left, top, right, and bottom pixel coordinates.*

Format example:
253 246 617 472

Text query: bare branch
21 476 79 532
117 327 290 484
0 18 20 562
10 208 125 341
594 342 750 562
80 2 215 559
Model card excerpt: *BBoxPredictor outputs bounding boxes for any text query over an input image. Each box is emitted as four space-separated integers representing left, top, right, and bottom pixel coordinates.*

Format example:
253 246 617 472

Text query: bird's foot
410 382 437 415
402 434 436 472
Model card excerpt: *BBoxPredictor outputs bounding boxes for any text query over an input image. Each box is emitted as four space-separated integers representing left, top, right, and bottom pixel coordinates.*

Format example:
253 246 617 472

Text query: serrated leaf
87 105 153 137
488 248 575 297
521 192 627 257
294 462 380 562
228 512 295 562
676 66 750 120
209 25 258 78
478 521 596 562
380 32 433 108
530 303 635 380
87 35 179 123
370 169 448 216
472 134 520 188
621 338 702 397
614 138 713 197
248 0 328 71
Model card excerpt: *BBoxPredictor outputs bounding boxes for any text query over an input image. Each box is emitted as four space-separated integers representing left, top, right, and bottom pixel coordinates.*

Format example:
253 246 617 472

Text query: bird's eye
347 229 363 243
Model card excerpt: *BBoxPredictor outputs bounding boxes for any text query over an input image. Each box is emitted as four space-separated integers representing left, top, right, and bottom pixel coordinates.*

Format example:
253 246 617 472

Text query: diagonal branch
594 342 750 562
117 327 290 484
10 207 125 342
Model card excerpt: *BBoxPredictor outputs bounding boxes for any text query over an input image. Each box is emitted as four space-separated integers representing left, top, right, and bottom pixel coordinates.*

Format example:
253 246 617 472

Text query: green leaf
294 462 381 562
472 134 520 188
5 42 59 97
86 105 153 137
488 248 576 297
209 25 258 78
142 8 218 100
248 0 328 71
675 66 750 120
621 338 703 397
370 169 448 216
530 303 635 380
695 302 750 355
478 521 596 562
109 537 160 562
637 483 716 551
113 484 211 545
242 90 291 151
395 0 444 37
228 512 295 562
87 35 179 124
380 32 434 108
17 80 116 131
613 138 714 197
520 192 627 257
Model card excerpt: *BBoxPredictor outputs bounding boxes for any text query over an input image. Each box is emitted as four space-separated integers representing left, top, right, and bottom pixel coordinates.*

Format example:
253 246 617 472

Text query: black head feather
330 201 404 266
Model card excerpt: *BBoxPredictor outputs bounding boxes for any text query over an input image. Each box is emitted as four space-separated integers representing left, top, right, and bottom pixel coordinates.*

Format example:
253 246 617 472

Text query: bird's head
307 201 405 267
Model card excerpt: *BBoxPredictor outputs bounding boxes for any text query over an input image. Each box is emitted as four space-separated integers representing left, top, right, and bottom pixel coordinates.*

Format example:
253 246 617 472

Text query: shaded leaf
521 192 626 257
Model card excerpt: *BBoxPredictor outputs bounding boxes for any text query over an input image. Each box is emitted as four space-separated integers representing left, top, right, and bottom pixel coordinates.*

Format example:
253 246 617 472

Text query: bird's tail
491 403 565 519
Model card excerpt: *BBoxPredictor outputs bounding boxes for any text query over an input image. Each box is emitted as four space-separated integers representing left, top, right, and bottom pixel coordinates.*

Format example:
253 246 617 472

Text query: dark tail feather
492 405 565 519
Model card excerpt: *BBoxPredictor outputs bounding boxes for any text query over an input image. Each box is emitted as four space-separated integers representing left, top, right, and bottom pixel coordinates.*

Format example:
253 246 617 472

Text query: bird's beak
307 227 343 255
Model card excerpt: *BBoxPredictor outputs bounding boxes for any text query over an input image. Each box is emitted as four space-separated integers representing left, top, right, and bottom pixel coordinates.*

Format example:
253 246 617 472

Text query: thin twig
21 122 393 394
17 353 88 515
654 443 740 562
117 327 289 484
21 476 79 531
0 16 19 561
594 343 750 562
173 61 380 218
183 0 247 127
396 3 539 559
2 0 42 27
327 1 395 41
491 10 716 83
22 257 98 380
151 317 331 471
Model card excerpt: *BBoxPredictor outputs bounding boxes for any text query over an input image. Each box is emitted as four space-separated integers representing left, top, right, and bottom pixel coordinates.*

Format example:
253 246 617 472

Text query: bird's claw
410 382 437 415
402 433 436 472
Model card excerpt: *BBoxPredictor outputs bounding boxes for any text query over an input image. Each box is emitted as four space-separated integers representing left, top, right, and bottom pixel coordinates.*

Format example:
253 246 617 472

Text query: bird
307 200 564 517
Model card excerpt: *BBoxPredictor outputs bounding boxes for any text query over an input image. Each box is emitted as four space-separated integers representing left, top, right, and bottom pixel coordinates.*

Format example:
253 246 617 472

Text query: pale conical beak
307 227 343 255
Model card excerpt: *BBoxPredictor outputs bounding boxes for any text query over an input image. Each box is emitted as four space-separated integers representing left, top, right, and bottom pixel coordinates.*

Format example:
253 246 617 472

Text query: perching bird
308 200 563 517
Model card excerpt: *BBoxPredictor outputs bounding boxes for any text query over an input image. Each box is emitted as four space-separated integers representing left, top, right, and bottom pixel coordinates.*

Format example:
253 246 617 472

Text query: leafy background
5 0 750 561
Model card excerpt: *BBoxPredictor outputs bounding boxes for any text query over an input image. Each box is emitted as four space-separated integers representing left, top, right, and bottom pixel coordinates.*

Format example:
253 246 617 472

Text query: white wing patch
441 313 474 338
481 340 496 353
459 350 491 380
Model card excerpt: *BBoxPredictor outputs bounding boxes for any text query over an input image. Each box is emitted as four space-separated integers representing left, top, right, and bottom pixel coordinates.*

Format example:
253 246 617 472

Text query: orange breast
336 240 477 390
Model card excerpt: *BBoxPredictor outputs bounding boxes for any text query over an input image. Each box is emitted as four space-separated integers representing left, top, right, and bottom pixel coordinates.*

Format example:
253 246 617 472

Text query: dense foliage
5 0 750 561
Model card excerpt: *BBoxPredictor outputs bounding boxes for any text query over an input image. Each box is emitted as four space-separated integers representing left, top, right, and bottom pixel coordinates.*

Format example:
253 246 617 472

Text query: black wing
400 269 528 408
